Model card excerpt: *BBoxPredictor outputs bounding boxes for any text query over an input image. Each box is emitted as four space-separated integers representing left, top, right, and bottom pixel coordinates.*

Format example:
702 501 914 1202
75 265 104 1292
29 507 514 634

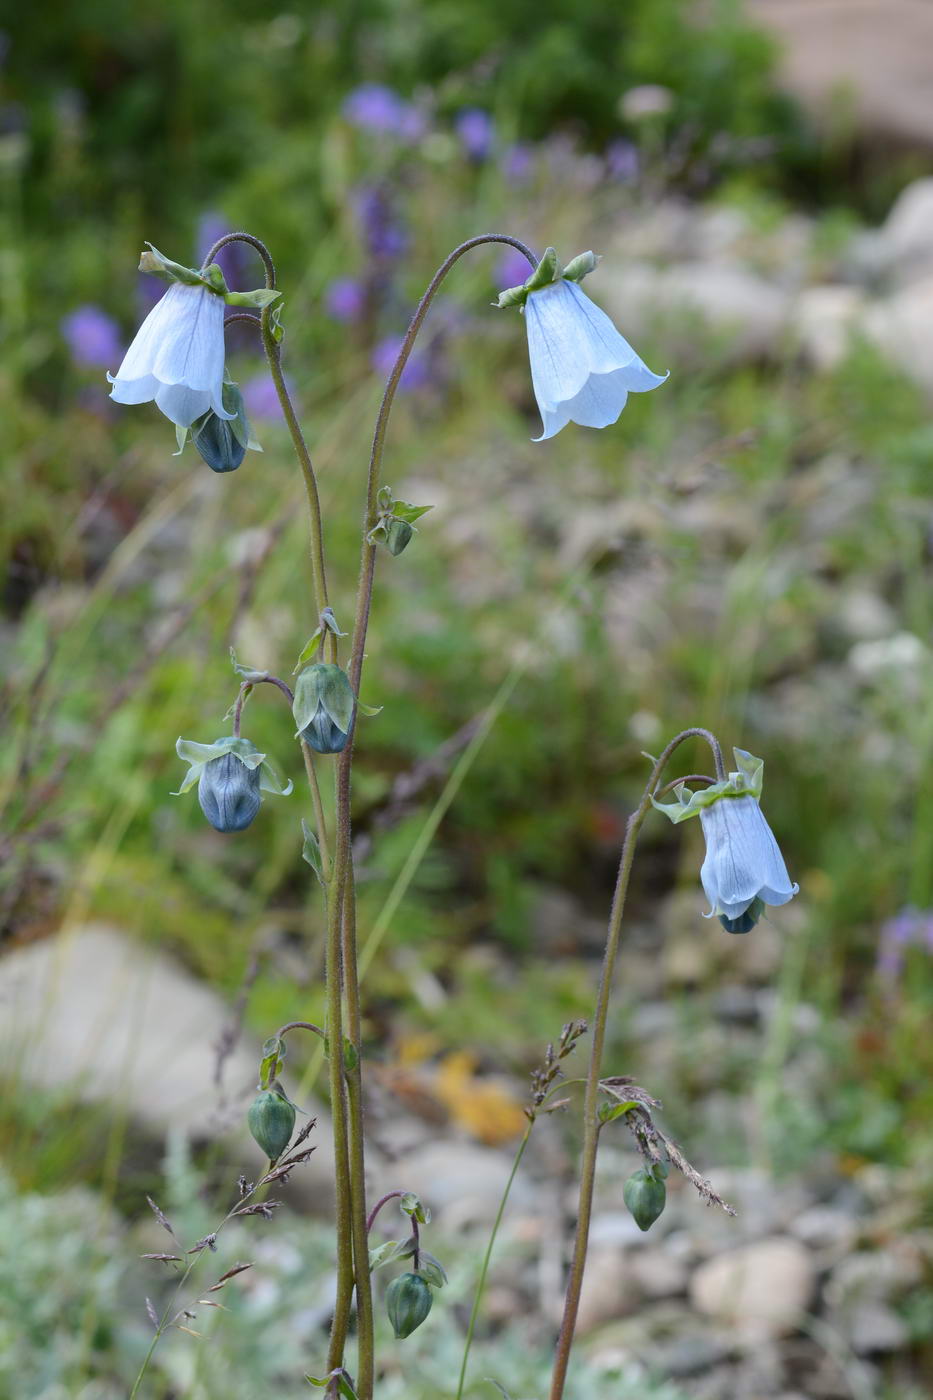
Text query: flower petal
699 795 796 919
108 282 232 426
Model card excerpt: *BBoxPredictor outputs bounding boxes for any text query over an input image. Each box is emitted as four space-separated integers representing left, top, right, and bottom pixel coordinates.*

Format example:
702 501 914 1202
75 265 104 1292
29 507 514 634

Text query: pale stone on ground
689 1236 815 1337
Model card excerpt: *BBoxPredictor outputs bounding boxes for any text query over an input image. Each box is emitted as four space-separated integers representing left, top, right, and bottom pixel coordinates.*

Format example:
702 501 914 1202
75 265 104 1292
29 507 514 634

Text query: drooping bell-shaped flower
109 281 232 427
496 248 667 441
652 749 798 933
108 242 282 429
174 736 292 833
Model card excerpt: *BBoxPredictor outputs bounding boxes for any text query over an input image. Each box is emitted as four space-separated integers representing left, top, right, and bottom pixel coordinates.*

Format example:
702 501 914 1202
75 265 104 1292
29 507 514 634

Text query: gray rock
385 1139 530 1231
846 1303 910 1354
862 273 933 393
576 1246 642 1331
689 1236 815 1338
0 924 338 1199
751 1 933 148
629 1246 689 1299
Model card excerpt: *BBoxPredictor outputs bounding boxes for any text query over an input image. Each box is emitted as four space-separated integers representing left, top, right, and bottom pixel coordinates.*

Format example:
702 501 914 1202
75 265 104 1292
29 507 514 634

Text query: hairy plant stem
328 233 536 1398
548 728 724 1400
208 233 352 1370
341 863 375 1399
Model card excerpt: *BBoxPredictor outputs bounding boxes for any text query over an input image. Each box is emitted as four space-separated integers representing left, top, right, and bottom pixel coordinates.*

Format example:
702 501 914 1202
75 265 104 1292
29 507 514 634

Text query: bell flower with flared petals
497 247 667 440
653 749 798 934
108 281 232 428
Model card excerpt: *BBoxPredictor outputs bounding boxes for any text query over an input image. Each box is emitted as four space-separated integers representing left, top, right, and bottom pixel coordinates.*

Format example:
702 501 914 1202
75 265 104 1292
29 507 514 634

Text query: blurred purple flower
343 84 424 142
354 185 407 261
242 373 283 422
197 212 249 288
503 142 533 184
61 305 123 368
605 139 640 183
371 336 430 392
325 277 366 324
496 248 533 294
456 107 494 161
877 906 933 983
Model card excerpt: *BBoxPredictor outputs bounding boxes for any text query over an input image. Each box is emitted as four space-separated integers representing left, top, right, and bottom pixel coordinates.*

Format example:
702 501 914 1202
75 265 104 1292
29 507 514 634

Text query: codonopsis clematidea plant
111 231 797 1400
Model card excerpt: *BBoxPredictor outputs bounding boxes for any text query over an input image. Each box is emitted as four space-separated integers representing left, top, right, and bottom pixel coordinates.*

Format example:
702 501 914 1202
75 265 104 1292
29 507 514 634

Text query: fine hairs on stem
117 225 799 1399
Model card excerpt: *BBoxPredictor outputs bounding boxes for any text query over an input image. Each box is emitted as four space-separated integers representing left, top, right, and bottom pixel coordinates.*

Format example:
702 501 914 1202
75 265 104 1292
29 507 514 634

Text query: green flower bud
386 1271 433 1339
385 518 414 556
247 1089 296 1162
622 1168 666 1232
292 663 356 755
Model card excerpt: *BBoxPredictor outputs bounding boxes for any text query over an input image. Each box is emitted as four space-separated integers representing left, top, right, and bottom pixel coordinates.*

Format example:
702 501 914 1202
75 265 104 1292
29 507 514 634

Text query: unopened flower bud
193 410 247 473
198 751 262 831
247 1089 296 1162
386 1271 433 1339
292 663 356 755
719 896 765 935
622 1167 666 1232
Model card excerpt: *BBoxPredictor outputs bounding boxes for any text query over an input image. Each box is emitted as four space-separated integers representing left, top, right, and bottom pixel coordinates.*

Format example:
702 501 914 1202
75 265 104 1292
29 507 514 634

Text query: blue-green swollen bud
719 896 765 934
198 750 261 831
293 663 356 755
622 1167 666 1231
247 1089 296 1161
174 735 293 830
386 1271 433 1339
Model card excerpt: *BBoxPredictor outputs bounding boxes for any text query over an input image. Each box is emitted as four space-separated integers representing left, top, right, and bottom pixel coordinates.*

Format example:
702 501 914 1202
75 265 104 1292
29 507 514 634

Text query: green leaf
294 630 323 671
390 501 434 524
229 647 268 682
598 1099 640 1124
259 1037 285 1089
223 287 284 309
368 1237 415 1271
300 819 324 884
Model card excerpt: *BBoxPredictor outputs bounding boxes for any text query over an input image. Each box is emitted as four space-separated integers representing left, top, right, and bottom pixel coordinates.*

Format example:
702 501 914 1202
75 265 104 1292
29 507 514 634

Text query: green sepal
651 748 764 825
562 250 600 283
173 424 189 456
269 303 285 343
415 1250 448 1288
223 286 284 310
390 501 433 525
300 819 325 885
292 664 356 737
306 1372 359 1400
496 247 560 308
524 246 560 293
356 699 382 718
259 1035 286 1089
174 735 292 798
139 243 224 294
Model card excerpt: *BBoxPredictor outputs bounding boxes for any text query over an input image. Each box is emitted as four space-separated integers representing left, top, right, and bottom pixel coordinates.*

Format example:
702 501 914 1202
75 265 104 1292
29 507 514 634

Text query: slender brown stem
323 873 355 1375
345 233 536 698
341 863 374 1398
201 231 276 285
548 728 723 1400
276 1019 326 1041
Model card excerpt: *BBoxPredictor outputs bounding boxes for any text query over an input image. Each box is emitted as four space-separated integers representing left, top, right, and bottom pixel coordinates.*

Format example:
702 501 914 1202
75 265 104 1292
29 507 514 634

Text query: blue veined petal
525 280 597 410
699 795 796 920
561 282 668 391
524 278 667 440
198 752 262 832
108 282 233 427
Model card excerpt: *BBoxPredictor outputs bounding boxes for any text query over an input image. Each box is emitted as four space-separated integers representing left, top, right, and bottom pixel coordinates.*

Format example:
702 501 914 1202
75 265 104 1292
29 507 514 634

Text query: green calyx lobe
495 247 599 309
651 748 764 825
138 241 282 310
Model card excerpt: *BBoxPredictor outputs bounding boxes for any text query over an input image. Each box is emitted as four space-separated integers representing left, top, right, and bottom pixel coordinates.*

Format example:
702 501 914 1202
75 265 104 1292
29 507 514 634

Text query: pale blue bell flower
699 795 798 930
108 282 233 427
198 752 262 832
523 279 667 440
